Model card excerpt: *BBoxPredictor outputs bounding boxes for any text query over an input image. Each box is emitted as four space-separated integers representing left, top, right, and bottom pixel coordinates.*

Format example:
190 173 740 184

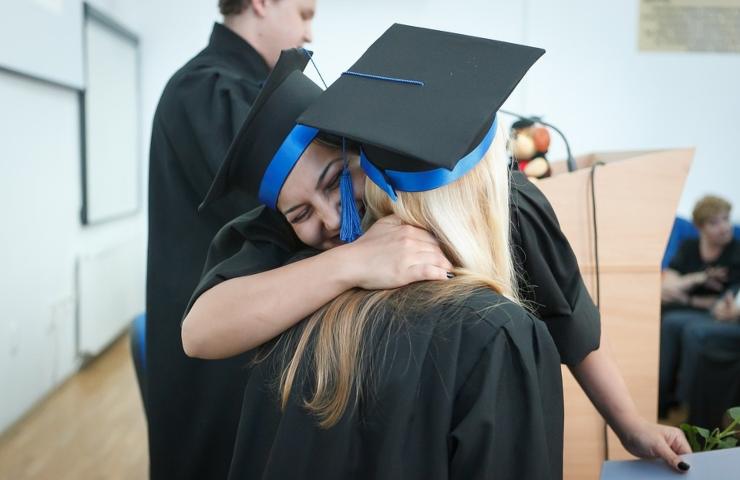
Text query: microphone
499 109 577 173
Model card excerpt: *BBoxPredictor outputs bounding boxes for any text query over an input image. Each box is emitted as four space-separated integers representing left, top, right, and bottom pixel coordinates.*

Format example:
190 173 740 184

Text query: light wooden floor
0 334 148 480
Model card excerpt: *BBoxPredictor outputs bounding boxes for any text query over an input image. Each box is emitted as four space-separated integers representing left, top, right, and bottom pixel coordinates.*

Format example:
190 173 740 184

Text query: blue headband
258 124 319 209
360 114 499 201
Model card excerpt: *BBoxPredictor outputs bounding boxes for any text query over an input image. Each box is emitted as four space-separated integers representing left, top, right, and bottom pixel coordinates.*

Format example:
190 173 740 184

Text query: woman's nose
319 200 340 233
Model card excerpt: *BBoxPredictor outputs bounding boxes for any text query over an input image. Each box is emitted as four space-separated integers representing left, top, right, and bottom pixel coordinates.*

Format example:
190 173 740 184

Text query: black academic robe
509 171 601 365
189 171 600 367
226 289 563 480
146 23 291 480
185 170 597 478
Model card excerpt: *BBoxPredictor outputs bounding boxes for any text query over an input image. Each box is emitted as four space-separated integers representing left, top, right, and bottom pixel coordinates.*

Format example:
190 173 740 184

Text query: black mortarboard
297 24 544 199
200 48 322 211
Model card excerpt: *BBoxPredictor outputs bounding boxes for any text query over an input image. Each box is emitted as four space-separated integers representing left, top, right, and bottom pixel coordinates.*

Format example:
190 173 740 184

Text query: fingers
376 217 440 246
706 267 728 281
406 263 451 282
668 428 693 455
654 435 690 473
395 224 441 247
367 220 440 247
409 251 454 272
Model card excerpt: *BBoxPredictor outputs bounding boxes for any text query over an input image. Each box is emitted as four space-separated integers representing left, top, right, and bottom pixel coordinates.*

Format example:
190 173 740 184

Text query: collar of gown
207 22 270 79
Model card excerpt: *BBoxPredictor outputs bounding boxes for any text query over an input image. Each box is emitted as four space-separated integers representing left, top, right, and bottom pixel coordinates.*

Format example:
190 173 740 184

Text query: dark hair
219 0 248 16
314 132 361 153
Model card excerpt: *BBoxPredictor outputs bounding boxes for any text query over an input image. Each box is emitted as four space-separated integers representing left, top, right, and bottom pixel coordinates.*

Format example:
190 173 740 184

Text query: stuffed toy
510 119 551 180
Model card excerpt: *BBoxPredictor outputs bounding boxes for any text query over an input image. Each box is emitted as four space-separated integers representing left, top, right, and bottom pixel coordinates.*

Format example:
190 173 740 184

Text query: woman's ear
249 0 268 18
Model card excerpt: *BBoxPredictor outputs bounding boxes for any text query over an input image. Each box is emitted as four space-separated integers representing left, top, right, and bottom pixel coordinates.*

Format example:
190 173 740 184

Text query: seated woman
217 25 562 479
659 195 740 416
184 27 690 474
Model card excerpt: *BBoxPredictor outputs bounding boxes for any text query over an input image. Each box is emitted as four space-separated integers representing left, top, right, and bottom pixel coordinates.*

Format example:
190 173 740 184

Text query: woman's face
699 211 733 248
277 140 366 250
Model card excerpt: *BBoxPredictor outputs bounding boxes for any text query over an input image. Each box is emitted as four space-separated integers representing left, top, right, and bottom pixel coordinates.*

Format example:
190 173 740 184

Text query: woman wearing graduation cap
186 24 562 479
183 25 691 474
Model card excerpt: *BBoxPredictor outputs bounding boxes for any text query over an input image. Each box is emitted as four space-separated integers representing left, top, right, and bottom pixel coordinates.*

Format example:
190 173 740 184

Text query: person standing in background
145 1 315 478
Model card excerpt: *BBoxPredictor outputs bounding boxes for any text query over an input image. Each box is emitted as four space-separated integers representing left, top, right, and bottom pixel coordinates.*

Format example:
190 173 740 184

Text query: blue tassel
339 139 363 242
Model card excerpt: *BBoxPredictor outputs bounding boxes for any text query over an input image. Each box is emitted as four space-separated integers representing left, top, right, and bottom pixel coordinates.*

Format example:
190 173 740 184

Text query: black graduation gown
146 23 286 480
189 171 600 368
228 289 563 480
509 171 601 365
184 171 594 478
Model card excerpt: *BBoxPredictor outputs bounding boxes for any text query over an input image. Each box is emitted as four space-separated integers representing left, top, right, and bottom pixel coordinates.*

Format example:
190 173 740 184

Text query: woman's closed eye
289 206 312 224
325 172 341 191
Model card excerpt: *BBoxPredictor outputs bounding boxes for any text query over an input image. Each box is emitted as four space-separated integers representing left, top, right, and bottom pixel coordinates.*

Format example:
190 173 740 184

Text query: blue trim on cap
361 115 498 199
360 155 399 201
258 124 319 209
342 70 425 86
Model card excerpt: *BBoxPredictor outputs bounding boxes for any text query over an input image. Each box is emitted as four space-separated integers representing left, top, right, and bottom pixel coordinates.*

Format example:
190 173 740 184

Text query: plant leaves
717 437 737 449
680 423 701 452
728 406 740 422
695 426 711 440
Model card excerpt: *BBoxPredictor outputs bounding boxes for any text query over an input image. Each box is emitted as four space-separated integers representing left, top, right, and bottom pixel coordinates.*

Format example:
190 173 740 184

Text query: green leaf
705 428 723 451
680 424 701 452
695 426 711 440
716 437 737 449
728 406 740 422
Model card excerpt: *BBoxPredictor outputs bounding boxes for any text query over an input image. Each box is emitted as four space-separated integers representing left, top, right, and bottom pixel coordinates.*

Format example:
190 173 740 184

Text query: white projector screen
0 0 84 89
81 5 141 225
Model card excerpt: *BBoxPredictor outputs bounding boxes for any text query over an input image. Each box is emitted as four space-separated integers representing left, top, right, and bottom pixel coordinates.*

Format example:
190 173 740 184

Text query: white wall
308 0 739 222
0 0 225 435
0 73 81 432
305 0 530 118
521 0 740 222
0 0 147 434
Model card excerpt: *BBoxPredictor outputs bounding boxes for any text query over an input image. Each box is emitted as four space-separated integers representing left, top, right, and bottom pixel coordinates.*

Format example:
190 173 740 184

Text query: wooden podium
536 149 694 480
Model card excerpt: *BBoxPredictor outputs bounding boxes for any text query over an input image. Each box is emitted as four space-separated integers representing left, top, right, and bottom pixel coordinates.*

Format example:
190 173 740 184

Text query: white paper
600 447 740 479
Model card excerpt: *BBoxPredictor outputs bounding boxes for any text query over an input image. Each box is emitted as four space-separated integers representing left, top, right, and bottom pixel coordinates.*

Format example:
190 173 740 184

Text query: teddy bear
509 118 551 180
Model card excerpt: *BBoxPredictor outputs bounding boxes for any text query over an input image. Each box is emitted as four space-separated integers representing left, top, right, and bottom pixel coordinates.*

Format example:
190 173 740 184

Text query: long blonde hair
275 121 519 428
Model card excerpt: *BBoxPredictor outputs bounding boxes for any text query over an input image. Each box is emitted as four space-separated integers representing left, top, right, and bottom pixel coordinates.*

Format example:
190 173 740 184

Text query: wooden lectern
535 149 694 480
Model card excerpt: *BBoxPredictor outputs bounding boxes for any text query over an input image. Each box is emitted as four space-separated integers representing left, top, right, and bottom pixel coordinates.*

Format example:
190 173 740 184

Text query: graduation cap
297 24 545 200
200 48 322 211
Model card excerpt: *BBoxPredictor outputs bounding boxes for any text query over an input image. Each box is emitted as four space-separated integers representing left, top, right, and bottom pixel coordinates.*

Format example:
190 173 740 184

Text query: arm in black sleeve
510 171 600 365
183 206 300 317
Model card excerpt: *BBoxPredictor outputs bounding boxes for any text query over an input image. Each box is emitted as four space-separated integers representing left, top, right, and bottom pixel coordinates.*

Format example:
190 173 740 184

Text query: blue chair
130 312 148 415
661 217 698 270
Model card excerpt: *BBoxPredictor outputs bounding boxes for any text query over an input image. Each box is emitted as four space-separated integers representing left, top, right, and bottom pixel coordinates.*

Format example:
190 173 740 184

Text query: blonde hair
692 195 731 227
274 122 519 427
